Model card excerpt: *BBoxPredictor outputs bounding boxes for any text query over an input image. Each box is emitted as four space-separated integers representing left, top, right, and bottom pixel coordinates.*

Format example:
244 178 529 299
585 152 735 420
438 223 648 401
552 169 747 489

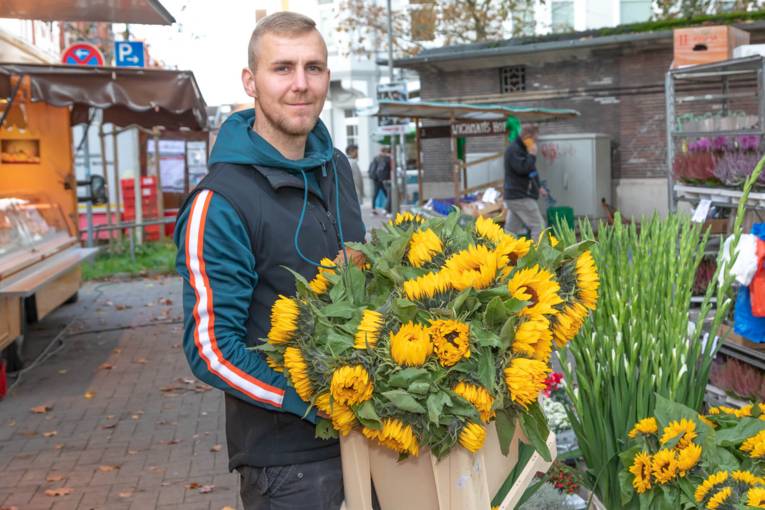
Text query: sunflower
268 295 300 344
354 309 384 349
651 449 677 484
628 417 659 439
504 358 550 409
575 250 599 310
699 415 717 429
362 418 419 456
747 487 765 508
629 451 653 494
511 317 553 363
741 430 765 458
732 470 763 486
283 346 313 402
265 355 283 372
459 422 486 453
443 245 499 291
736 404 754 418
475 216 507 245
331 403 356 436
707 487 732 510
407 229 443 268
695 471 729 503
429 319 471 367
507 265 563 318
453 382 495 422
315 392 332 414
391 211 425 227
495 235 532 272
308 258 336 295
403 271 451 302
677 443 702 476
330 365 374 406
390 322 432 367
660 419 697 449
551 303 587 348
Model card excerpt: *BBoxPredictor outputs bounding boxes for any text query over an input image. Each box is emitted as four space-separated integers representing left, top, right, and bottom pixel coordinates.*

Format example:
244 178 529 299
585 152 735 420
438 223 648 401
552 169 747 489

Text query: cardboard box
703 218 729 235
461 201 504 219
673 26 750 67
719 323 765 351
340 423 556 510
733 44 765 59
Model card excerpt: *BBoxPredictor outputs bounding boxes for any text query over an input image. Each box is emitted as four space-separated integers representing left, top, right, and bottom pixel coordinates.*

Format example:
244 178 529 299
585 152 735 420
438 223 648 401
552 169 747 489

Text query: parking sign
114 41 145 68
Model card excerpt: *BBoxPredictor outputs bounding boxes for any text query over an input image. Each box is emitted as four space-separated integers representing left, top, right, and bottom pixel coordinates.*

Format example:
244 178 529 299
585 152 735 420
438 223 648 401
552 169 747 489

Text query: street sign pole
386 0 399 215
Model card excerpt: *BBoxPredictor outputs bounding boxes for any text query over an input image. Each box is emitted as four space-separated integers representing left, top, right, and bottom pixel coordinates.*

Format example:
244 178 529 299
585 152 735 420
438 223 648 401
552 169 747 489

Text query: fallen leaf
159 297 173 305
106 415 115 420
118 491 133 498
31 404 52 414
44 487 74 497
113 348 123 354
6 419 15 427
134 357 148 364
161 439 180 445
210 444 222 452
193 385 212 393
83 391 95 400
114 304 129 310
99 363 113 370
57 369 68 375
172 343 181 349
159 386 179 393
160 481 171 486
131 414 141 420
46 474 64 482
185 482 201 490
97 465 119 472
148 466 164 473
179 377 195 385
127 449 138 455
0 505 20 510
20 431 37 438
42 431 57 438
199 484 215 494
221 507 236 510
101 423 117 430
53 444 64 450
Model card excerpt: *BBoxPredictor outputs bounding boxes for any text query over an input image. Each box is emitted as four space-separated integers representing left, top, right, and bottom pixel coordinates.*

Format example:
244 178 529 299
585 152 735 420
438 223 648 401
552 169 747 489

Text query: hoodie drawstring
294 159 348 269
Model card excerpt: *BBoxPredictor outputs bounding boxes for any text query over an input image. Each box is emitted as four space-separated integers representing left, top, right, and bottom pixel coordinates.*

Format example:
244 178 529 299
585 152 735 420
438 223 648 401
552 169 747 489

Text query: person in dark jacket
368 145 391 214
174 12 365 510
503 124 547 239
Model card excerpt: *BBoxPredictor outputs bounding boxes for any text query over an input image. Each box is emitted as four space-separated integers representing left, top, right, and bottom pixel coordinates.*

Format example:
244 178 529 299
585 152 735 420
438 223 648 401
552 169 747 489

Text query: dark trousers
372 180 390 213
238 457 344 510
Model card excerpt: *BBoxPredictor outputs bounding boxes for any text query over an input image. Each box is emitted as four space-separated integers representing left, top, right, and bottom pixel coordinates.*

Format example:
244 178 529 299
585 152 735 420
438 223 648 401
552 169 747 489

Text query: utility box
673 25 750 67
536 133 611 220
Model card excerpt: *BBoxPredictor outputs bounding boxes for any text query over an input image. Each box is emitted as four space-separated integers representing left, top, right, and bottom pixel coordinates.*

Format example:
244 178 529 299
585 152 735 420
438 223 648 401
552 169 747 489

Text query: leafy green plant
82 239 177 280
555 156 765 508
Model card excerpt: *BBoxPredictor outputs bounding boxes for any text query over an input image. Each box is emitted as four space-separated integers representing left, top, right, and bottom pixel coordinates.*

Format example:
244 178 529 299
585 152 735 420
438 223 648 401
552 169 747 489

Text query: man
174 12 365 510
368 145 391 214
503 124 547 239
345 144 364 205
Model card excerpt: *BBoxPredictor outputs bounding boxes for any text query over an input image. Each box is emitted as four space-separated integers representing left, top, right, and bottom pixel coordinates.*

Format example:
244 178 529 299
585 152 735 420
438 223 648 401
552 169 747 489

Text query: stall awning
0 0 175 25
0 63 207 130
373 99 579 122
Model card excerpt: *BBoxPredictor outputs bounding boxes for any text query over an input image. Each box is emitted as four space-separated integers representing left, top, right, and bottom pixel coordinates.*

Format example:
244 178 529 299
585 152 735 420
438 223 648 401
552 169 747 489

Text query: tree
336 0 538 58
653 0 761 20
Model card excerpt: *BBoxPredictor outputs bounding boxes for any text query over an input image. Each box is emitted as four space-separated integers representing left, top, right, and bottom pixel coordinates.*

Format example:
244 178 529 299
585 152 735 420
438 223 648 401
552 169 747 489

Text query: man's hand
539 187 548 198
333 247 366 269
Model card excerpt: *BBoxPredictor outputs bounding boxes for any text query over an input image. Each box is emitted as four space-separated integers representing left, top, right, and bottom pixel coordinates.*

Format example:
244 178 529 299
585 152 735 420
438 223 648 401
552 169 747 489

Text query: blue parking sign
114 41 145 68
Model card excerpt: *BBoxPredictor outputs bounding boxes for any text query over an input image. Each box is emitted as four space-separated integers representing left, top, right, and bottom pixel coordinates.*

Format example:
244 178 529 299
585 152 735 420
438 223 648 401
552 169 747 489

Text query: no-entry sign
61 43 105 67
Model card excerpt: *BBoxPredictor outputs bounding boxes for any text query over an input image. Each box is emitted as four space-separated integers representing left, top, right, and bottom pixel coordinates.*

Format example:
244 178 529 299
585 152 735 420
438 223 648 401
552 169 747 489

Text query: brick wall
416 45 676 186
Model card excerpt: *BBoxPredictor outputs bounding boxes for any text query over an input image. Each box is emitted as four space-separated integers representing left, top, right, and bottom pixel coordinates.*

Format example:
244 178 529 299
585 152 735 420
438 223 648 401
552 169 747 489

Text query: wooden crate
673 26 750 67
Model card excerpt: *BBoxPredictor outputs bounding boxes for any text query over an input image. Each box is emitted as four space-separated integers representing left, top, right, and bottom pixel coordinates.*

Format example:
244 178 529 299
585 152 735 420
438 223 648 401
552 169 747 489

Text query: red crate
121 176 157 190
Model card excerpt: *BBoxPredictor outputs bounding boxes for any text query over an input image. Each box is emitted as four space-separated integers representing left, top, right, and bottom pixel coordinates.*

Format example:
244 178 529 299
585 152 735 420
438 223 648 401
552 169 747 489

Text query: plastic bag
718 233 758 287
751 239 765 317
734 285 765 343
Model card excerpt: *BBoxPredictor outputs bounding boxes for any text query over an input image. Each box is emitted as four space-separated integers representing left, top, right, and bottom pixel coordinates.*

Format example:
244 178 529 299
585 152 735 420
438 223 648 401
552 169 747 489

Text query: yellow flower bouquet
620 395 765 509
258 210 598 460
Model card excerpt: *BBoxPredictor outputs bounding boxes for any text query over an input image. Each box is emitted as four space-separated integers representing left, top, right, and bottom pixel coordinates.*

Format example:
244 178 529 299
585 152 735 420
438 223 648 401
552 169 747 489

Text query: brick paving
0 205 388 510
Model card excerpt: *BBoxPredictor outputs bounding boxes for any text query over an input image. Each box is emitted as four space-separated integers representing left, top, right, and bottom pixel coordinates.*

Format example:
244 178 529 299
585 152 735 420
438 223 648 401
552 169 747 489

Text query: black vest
180 149 365 469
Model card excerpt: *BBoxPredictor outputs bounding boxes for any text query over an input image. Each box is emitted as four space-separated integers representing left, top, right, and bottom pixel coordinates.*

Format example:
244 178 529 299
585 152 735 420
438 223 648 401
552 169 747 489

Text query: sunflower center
444 330 461 346
522 286 539 304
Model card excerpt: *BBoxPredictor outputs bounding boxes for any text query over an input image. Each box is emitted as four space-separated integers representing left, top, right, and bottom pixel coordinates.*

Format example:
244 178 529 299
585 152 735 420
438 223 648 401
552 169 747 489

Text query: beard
258 99 318 137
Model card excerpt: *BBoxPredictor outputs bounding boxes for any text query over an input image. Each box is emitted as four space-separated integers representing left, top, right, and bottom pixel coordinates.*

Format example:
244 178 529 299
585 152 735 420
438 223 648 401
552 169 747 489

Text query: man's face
243 31 329 137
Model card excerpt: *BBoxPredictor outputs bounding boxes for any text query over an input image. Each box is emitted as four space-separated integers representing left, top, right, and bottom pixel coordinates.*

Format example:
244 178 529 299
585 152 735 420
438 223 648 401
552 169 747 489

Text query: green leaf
393 298 418 324
452 289 471 315
325 329 353 356
355 401 382 429
495 409 516 456
654 394 699 428
282 266 312 298
347 266 366 304
520 403 552 461
503 298 528 316
618 469 637 507
315 418 339 440
387 367 429 388
499 316 517 350
483 296 508 329
477 348 496 391
321 302 357 319
448 395 480 419
474 327 502 349
426 391 452 425
715 418 765 447
382 389 427 414
408 381 431 395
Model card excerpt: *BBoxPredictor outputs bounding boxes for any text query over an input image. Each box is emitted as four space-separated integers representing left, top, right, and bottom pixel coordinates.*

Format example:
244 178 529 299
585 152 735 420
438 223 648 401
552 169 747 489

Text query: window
551 0 574 33
500 66 526 93
345 109 359 147
620 0 651 24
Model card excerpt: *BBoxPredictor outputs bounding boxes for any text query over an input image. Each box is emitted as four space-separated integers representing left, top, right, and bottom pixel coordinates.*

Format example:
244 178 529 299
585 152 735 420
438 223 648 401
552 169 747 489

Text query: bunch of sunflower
259 210 598 459
621 397 765 509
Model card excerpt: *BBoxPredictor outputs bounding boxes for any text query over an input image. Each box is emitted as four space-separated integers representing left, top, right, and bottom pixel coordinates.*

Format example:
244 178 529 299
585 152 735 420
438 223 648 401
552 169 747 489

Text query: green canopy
373 99 579 122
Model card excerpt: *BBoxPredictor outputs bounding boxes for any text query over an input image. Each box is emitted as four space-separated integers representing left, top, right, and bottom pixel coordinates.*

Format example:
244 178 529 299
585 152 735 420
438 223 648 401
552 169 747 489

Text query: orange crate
673 26 750 67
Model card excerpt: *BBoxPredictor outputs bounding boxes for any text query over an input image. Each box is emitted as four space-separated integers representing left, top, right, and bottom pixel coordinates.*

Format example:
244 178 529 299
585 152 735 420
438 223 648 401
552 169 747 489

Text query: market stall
372 100 579 208
0 63 206 365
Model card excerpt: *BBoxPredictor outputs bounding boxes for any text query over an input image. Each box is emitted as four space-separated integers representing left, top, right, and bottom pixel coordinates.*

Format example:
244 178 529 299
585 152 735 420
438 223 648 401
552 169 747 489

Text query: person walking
174 12 365 510
368 145 391 214
503 120 547 239
346 144 364 205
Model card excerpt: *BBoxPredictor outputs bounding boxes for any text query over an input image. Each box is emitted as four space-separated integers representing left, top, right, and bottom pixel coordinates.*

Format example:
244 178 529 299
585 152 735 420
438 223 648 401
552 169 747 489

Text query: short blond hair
248 12 321 70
